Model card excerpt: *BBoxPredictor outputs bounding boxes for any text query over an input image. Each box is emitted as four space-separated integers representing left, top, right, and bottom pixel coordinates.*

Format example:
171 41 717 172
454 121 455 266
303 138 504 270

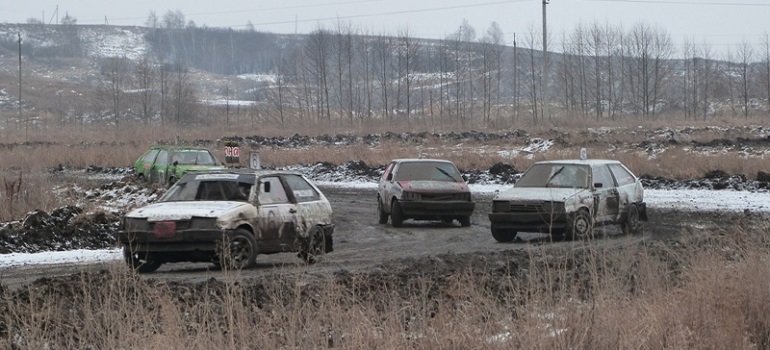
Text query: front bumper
488 211 569 233
398 200 475 217
118 228 226 252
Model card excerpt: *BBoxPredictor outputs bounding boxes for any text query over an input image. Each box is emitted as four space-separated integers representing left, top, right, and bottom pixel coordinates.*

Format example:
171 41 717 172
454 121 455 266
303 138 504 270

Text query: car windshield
170 150 217 165
516 163 589 189
162 174 255 202
394 162 463 182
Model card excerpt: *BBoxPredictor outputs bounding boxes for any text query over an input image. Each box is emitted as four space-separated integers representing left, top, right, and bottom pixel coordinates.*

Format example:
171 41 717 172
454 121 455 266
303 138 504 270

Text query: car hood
398 180 468 192
126 201 247 221
494 187 588 202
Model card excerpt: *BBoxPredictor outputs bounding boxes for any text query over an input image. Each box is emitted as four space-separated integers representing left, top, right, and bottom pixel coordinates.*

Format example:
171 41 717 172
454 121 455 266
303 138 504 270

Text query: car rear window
171 150 217 165
283 174 321 202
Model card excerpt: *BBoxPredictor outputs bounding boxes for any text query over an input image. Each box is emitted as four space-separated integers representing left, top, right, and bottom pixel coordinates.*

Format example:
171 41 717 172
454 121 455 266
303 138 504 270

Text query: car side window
284 174 321 202
382 162 395 181
141 150 159 163
592 165 616 188
258 177 289 204
609 164 637 187
155 150 169 167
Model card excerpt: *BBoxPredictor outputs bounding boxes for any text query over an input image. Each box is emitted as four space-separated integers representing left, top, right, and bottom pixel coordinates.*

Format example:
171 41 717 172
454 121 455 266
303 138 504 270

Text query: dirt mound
0 206 119 254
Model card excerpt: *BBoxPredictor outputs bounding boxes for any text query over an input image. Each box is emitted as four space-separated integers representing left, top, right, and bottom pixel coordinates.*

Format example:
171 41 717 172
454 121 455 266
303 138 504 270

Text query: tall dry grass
3 225 770 349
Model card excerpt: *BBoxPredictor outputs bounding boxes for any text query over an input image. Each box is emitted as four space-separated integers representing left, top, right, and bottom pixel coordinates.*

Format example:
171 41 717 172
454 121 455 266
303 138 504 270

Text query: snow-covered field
3 182 769 268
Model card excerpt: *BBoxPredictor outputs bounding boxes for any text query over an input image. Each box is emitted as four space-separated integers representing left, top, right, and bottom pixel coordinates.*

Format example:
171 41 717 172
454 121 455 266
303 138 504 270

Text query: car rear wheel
458 216 471 227
621 204 643 235
378 198 389 224
391 200 405 228
299 226 327 264
218 229 258 270
491 224 517 243
123 246 162 273
568 209 594 241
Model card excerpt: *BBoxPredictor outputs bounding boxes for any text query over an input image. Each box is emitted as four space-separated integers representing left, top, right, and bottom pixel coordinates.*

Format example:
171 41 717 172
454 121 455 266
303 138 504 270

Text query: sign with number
224 140 240 164
250 152 261 169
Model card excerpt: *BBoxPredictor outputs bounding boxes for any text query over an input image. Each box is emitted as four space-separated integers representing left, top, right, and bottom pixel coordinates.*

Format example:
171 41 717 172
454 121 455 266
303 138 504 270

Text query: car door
282 174 327 237
608 163 642 208
591 164 620 223
379 161 397 210
150 149 170 184
256 176 296 249
136 148 160 178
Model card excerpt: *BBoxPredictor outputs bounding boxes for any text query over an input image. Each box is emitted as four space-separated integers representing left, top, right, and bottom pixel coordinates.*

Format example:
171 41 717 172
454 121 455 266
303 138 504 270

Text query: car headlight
401 191 421 201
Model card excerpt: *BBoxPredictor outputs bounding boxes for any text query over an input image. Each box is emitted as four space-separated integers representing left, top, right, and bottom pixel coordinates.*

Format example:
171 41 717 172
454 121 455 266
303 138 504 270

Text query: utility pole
542 0 550 122
18 33 22 135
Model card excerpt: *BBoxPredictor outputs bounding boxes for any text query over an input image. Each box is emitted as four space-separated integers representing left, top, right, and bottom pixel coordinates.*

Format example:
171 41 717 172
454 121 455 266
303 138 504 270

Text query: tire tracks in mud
0 187 760 290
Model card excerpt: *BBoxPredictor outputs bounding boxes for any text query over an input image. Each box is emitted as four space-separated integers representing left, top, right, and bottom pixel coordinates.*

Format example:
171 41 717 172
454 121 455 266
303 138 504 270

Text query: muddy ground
0 185 764 293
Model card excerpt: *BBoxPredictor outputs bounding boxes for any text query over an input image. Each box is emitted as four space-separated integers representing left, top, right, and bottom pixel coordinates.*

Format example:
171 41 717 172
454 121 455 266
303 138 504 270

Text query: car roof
391 158 455 164
184 168 304 177
534 159 623 166
148 145 212 151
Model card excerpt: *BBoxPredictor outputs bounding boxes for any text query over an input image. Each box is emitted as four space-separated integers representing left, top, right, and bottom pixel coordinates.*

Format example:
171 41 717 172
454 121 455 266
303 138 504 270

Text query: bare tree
373 34 395 122
98 57 129 127
305 28 333 123
735 40 755 118
135 55 156 124
763 33 770 117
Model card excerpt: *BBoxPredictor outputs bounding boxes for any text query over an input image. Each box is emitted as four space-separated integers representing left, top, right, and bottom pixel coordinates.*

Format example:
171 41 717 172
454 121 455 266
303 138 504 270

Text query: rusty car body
377 158 475 227
133 145 226 187
118 169 334 272
488 158 646 241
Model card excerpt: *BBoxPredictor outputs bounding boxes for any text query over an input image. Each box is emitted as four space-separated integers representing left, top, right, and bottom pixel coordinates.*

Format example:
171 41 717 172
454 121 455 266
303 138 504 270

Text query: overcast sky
6 0 770 54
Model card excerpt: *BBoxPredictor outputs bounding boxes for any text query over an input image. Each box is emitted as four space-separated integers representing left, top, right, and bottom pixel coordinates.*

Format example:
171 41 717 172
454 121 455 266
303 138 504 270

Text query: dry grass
2 227 770 349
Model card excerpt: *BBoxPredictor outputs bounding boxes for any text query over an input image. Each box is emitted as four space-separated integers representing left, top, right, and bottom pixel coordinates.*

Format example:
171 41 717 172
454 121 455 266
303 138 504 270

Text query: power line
235 0 532 28
585 0 770 6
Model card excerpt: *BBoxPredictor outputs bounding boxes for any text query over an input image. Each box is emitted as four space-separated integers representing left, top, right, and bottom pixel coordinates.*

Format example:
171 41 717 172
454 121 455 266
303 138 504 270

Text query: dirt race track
0 185 753 290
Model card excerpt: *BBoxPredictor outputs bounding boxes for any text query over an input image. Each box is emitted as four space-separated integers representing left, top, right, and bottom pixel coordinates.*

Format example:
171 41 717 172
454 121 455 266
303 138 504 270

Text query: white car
488 158 646 241
119 170 334 272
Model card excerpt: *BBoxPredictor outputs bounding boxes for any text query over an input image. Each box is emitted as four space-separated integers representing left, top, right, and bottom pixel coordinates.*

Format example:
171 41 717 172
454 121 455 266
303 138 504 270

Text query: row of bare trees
13 16 770 128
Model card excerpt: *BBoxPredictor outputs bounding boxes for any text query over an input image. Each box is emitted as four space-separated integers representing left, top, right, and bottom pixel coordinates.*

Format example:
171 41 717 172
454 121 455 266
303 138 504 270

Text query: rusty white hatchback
488 157 646 242
118 170 334 272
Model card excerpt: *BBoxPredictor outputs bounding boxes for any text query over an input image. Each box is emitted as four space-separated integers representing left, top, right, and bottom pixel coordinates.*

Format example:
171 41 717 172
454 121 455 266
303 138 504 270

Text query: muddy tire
491 224 517 243
299 226 327 264
621 204 643 235
218 229 258 270
567 209 594 241
458 216 471 227
391 200 405 228
378 198 389 224
123 246 162 273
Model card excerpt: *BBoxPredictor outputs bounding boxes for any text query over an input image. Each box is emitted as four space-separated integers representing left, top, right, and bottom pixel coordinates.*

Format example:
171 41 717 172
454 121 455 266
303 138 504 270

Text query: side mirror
462 174 468 182
594 182 603 188
386 173 393 181
173 160 179 167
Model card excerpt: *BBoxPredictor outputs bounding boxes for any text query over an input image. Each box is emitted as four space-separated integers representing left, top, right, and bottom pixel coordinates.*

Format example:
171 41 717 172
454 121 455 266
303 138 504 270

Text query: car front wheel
568 209 594 241
378 197 389 224
123 246 162 273
391 200 405 227
491 224 517 243
218 229 258 270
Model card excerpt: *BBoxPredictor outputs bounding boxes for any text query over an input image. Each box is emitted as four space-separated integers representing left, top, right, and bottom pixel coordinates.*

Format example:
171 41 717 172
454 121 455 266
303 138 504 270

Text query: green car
133 146 226 186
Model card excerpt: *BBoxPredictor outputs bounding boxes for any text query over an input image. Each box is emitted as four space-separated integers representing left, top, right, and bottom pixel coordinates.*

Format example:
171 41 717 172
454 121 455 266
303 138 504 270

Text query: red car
377 159 475 227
